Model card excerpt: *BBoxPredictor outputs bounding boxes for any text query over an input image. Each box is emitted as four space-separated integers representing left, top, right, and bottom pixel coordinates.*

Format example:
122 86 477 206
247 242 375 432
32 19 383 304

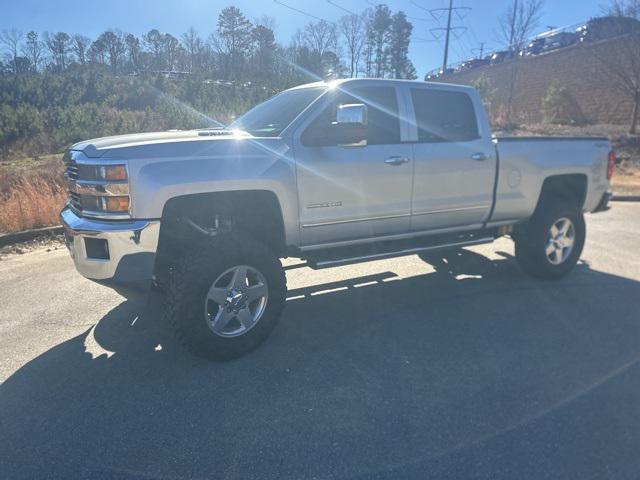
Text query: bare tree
339 14 366 78
606 0 640 18
143 29 165 70
22 31 43 72
125 34 142 72
163 33 181 71
303 20 338 57
44 31 71 71
498 0 545 123
600 0 640 133
88 37 107 64
96 31 126 74
181 27 203 72
71 34 91 65
0 28 24 74
499 0 544 54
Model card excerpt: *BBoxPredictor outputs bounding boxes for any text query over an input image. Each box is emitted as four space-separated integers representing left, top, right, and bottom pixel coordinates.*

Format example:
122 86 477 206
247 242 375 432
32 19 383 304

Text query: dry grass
612 168 640 195
0 178 67 234
0 157 66 234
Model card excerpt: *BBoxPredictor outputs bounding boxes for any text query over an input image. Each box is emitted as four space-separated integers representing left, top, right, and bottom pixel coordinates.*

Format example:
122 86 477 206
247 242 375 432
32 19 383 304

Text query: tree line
0 4 416 83
0 4 421 159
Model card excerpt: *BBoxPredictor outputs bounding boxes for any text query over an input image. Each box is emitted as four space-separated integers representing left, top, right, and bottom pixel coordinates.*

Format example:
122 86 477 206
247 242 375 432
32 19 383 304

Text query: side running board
306 234 495 269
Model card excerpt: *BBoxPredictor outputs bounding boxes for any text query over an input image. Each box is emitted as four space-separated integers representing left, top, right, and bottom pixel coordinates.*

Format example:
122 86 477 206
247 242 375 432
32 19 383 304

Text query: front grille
64 154 78 180
64 152 83 213
68 191 83 212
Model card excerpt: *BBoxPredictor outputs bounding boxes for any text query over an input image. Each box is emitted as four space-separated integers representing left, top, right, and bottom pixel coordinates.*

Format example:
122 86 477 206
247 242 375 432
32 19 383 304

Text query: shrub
541 80 589 125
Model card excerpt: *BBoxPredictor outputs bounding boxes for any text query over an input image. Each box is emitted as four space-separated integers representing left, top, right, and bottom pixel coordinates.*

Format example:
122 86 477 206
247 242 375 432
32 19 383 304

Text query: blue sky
2 0 604 75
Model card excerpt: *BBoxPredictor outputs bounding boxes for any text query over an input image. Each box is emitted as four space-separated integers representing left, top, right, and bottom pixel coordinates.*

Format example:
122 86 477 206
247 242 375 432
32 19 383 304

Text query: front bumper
60 207 160 293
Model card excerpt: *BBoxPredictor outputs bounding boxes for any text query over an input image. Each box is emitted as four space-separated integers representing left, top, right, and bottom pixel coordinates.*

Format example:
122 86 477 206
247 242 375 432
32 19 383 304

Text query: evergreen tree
251 24 277 82
388 12 416 79
368 5 392 78
216 6 253 80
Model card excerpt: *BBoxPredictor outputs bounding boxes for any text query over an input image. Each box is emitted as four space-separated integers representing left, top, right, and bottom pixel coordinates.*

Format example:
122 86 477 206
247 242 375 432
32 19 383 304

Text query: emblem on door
307 201 343 209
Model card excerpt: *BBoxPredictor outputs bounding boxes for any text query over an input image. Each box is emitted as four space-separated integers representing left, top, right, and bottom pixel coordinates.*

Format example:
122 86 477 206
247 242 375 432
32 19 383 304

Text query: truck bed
490 136 611 225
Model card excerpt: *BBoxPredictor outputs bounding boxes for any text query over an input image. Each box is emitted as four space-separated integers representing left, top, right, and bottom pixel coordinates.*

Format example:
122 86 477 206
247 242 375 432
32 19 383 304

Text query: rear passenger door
406 86 496 231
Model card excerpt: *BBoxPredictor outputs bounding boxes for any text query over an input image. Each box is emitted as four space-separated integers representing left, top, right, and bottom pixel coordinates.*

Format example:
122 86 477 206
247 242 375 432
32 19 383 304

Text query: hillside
0 68 276 161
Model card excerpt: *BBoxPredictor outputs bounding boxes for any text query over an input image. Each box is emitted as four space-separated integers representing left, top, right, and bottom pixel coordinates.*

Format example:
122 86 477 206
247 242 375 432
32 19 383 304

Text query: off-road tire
514 205 586 280
165 234 286 360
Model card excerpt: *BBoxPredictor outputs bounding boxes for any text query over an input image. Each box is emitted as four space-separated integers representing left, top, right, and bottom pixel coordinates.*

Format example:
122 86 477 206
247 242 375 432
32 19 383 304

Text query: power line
273 0 327 22
326 0 356 15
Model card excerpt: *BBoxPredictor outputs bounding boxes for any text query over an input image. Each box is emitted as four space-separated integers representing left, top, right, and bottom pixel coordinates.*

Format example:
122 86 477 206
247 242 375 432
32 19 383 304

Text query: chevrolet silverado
61 78 614 360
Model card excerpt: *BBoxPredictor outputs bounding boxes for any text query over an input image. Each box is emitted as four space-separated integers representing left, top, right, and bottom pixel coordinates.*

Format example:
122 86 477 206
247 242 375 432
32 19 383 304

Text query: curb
0 225 64 248
611 195 640 202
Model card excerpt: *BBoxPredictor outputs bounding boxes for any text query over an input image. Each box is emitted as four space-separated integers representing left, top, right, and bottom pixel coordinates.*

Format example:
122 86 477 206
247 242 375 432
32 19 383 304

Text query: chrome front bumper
60 207 160 290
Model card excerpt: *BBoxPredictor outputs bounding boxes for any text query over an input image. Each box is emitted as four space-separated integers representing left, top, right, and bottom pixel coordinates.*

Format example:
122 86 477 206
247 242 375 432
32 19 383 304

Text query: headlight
99 165 128 182
73 191 131 217
80 195 130 214
64 154 131 219
75 164 128 182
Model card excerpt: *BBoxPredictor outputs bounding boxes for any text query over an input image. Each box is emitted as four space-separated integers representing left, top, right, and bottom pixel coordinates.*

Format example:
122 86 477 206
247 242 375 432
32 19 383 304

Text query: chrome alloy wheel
545 217 576 266
204 265 269 337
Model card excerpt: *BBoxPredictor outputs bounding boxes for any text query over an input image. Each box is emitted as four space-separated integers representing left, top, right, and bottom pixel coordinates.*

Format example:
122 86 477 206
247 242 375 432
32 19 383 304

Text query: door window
410 88 479 143
302 86 401 146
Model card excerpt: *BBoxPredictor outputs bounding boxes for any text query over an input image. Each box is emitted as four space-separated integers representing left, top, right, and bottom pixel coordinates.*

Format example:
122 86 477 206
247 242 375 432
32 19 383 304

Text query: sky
1 0 605 76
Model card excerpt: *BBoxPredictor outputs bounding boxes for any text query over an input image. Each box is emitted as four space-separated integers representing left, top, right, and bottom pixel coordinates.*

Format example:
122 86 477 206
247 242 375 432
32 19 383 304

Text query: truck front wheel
514 206 586 280
165 234 286 360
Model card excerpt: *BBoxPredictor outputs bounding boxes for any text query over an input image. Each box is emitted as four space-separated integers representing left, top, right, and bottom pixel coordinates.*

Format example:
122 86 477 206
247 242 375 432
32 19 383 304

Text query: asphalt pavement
1 202 639 479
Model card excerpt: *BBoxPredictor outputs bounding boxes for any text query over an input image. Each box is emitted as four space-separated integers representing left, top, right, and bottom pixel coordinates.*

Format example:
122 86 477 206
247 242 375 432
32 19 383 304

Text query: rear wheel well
534 174 587 213
154 191 286 282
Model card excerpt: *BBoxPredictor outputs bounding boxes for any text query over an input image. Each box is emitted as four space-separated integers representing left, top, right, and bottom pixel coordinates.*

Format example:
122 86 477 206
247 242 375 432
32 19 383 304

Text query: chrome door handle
385 156 410 166
471 152 489 161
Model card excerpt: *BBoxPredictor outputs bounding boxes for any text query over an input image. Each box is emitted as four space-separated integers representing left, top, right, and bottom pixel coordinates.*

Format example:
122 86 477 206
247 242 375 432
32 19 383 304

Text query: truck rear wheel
165 234 286 360
514 205 585 280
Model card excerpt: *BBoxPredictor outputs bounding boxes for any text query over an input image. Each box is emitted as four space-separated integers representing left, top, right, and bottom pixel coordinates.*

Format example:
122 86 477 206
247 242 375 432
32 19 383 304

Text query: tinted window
410 89 479 143
303 86 401 146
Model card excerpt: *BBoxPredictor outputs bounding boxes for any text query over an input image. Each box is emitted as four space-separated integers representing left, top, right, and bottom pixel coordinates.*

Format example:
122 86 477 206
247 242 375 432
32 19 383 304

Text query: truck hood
70 129 262 159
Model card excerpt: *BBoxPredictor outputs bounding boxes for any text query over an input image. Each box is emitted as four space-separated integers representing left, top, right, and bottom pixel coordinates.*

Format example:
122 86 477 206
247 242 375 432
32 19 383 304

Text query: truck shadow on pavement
2 250 640 479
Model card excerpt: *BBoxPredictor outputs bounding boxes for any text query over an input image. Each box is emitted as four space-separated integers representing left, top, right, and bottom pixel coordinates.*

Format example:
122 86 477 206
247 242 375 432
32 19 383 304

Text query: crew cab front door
406 85 497 231
294 85 413 247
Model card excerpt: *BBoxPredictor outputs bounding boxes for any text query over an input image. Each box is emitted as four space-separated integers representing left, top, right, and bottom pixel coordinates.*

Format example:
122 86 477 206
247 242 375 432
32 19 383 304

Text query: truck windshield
229 87 326 137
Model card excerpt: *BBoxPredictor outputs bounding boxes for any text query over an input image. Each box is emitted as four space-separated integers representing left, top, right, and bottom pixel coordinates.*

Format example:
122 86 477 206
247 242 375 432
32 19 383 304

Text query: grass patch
0 155 66 234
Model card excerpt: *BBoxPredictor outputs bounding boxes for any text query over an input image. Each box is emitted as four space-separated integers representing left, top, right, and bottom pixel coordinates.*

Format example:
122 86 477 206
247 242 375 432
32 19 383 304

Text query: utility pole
428 0 470 72
442 0 454 72
508 0 518 53
478 42 484 58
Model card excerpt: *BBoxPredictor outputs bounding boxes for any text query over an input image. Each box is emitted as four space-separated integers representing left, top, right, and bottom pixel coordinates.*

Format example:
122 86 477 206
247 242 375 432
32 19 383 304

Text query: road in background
1 203 639 479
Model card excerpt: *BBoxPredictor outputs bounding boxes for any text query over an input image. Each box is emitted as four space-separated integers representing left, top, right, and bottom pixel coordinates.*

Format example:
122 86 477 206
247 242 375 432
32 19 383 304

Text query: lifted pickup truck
61 78 614 360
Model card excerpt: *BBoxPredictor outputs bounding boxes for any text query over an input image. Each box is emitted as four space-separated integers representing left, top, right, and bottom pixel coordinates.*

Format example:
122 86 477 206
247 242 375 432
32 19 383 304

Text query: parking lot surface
1 203 639 479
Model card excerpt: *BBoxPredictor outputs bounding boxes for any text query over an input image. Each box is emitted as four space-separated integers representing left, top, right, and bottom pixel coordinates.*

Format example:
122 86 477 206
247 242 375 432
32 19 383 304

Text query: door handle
385 156 410 166
471 152 489 161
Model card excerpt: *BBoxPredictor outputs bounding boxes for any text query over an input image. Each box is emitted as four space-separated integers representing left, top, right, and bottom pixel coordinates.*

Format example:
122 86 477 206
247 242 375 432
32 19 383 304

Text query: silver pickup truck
61 78 614 359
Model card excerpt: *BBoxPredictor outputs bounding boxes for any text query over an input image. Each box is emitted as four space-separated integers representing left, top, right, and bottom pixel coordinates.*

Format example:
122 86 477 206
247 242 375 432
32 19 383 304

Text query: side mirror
336 103 367 125
328 103 368 146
